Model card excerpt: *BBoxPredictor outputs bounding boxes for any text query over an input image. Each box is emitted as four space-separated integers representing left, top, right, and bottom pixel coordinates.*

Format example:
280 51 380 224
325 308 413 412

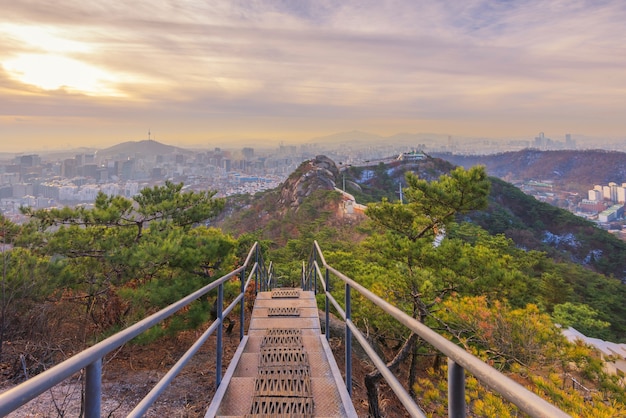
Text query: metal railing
0 242 266 418
259 261 276 292
305 241 571 418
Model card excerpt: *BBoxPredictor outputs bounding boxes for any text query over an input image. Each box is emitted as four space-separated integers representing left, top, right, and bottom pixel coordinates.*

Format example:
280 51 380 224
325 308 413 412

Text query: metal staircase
206 288 356 417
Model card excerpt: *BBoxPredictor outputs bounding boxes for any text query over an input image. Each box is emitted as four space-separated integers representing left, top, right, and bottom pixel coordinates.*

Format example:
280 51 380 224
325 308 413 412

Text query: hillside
219 153 626 280
470 177 626 278
433 149 626 195
217 155 456 246
97 139 193 159
217 155 357 247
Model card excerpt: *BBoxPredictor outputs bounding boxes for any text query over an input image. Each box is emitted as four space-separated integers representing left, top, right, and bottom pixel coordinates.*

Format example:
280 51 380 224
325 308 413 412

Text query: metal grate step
256 365 311 379
259 347 309 367
271 288 300 298
246 395 314 416
246 327 315 417
260 334 303 349
253 373 312 397
268 306 301 317
265 328 301 337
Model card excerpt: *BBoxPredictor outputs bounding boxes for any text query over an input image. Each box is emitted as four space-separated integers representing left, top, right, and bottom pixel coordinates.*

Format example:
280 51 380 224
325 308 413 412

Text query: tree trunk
409 342 418 400
365 373 381 418
364 332 419 418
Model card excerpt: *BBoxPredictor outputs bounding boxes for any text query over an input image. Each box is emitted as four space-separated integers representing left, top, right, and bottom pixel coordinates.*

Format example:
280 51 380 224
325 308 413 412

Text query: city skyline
1 1 626 152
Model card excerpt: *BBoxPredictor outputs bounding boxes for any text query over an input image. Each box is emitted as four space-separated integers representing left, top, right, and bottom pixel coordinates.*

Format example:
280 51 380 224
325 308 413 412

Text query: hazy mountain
307 130 449 146
432 149 626 195
97 140 193 159
0 152 17 160
307 130 384 145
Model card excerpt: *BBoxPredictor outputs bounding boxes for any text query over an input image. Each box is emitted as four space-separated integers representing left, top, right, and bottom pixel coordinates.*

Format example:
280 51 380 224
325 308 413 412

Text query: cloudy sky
1 0 625 152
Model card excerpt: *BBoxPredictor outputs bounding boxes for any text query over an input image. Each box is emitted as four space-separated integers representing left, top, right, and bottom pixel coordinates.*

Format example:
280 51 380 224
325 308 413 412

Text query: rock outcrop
278 155 339 209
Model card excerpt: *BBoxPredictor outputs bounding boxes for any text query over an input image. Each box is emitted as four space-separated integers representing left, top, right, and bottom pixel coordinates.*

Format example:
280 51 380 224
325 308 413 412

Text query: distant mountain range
432 149 626 195
307 130 449 146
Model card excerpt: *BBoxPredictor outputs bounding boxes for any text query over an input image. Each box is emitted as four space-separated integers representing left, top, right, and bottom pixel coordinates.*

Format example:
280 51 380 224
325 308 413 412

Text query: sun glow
4 54 122 95
1 24 123 96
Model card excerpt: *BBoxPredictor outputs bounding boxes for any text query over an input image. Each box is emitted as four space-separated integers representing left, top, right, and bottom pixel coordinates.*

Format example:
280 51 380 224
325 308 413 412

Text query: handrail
309 240 571 418
0 242 266 418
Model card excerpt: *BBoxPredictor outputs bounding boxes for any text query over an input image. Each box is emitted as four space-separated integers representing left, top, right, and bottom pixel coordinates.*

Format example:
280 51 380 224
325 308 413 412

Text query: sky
1 0 625 152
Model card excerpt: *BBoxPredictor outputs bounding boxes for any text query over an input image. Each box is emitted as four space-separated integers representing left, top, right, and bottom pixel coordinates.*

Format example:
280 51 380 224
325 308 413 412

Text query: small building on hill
397 151 426 161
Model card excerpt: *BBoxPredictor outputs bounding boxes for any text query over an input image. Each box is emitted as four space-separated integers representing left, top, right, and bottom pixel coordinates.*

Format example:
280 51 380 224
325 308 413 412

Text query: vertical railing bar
312 262 317 290
255 245 259 293
84 359 102 418
216 283 224 387
448 359 466 418
239 267 245 341
260 251 264 290
312 249 317 291
345 283 352 396
261 252 266 291
325 268 330 342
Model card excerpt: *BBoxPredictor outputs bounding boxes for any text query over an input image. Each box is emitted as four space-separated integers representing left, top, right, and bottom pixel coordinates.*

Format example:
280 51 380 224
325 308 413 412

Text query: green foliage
544 262 626 341
412 351 626 417
552 302 611 338
15 182 233 333
437 296 563 368
366 166 490 242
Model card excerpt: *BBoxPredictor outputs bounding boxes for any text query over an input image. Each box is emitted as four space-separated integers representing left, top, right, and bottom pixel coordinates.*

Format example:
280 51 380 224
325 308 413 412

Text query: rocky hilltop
217 155 350 244
278 155 340 209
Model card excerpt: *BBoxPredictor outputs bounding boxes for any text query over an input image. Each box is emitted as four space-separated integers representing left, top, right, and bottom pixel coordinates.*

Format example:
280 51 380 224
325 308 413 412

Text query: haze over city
1 0 626 153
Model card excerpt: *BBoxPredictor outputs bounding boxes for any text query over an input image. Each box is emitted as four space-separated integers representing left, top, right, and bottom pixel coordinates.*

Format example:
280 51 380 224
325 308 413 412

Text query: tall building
61 159 77 178
19 155 40 167
588 189 602 201
534 132 545 149
618 186 626 203
242 147 255 160
120 159 135 181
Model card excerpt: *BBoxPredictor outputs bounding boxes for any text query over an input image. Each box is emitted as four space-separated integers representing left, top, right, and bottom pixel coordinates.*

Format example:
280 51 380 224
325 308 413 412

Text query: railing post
345 283 352 396
240 267 245 341
448 359 466 418
325 268 330 342
84 358 102 418
255 246 259 293
216 283 224 387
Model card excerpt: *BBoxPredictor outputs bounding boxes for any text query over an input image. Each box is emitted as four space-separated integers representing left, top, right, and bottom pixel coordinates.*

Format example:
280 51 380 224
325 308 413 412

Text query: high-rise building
242 147 255 160
588 189 602 201
19 155 40 167
61 159 77 178
120 159 135 181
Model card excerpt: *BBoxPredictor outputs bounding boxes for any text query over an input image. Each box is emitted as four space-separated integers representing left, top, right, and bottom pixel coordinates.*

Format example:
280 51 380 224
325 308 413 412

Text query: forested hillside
433 149 626 195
